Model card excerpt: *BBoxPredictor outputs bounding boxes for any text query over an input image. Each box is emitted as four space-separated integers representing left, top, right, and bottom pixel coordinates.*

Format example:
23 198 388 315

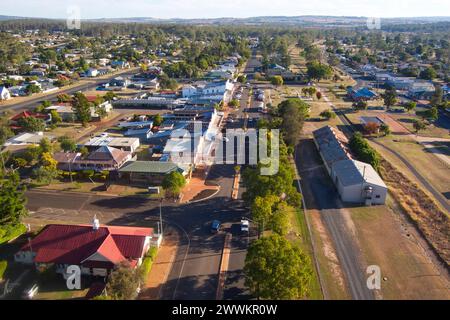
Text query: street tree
403 101 416 113
419 67 437 80
50 110 62 124
353 100 368 111
244 234 313 300
382 87 397 109
319 110 336 120
380 124 391 136
153 114 163 126
277 98 310 146
306 61 333 82
162 171 186 198
430 85 443 107
270 76 283 86
316 91 322 100
72 92 92 126
39 137 53 154
413 119 427 133
0 171 28 225
58 136 77 152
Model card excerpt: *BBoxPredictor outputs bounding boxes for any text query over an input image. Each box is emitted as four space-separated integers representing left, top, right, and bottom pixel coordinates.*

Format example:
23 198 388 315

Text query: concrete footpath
139 231 179 300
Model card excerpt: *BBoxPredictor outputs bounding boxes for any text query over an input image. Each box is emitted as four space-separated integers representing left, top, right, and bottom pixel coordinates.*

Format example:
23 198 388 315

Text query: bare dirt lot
350 204 450 300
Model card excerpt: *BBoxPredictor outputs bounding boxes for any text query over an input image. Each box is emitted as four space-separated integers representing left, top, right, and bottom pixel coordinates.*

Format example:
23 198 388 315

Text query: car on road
22 284 39 300
240 219 249 233
211 220 221 233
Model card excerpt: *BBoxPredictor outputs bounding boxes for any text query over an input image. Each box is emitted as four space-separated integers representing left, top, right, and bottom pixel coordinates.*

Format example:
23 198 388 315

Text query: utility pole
159 187 163 237
67 154 73 183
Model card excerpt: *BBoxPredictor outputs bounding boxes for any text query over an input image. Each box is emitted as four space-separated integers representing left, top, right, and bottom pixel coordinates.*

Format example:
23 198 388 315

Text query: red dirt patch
378 114 410 135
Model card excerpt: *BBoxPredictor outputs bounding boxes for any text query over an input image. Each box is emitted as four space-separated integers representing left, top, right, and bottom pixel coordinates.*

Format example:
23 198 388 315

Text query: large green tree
306 61 333 82
72 92 92 126
58 136 77 152
382 87 397 109
162 171 186 197
244 234 313 300
277 98 310 146
18 117 45 132
0 172 28 225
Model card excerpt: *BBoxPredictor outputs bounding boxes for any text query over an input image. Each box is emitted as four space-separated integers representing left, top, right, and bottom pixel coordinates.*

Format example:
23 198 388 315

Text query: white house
3 132 55 147
86 68 99 77
0 86 11 100
181 80 234 103
83 135 140 153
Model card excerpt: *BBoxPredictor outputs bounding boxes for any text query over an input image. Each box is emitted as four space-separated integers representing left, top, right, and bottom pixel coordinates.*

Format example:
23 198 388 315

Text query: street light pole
158 187 163 237
67 154 73 183
159 197 163 237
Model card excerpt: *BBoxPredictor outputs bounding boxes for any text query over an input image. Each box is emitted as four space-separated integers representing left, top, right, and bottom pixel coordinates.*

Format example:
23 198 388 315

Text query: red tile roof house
14 219 162 278
53 146 133 172
9 111 52 131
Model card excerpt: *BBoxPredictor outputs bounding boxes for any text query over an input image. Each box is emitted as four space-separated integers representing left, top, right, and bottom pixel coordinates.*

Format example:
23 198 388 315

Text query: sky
2 0 450 19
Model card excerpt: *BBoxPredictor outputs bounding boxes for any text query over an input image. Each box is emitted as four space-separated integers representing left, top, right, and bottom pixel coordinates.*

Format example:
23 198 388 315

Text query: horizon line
2 14 450 21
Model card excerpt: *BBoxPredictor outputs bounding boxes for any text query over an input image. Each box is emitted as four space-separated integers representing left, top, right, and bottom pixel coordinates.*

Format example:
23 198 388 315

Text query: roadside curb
216 233 232 300
187 186 221 204
28 187 156 201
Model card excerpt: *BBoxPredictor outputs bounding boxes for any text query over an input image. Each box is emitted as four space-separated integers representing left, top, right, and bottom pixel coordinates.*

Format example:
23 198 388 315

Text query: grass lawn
287 207 324 300
36 180 104 193
349 202 450 300
370 136 450 204
390 112 450 138
49 123 94 140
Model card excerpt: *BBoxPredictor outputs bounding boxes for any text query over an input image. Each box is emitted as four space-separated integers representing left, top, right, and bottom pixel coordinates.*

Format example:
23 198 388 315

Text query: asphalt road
23 162 252 300
21 100 255 300
369 139 450 212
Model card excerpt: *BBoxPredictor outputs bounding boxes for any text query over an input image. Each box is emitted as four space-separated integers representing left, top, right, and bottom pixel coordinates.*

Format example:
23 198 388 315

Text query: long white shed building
313 126 387 205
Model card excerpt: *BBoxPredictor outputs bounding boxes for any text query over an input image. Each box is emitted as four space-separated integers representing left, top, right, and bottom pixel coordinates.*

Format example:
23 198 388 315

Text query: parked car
240 219 249 233
211 220 221 233
22 284 39 300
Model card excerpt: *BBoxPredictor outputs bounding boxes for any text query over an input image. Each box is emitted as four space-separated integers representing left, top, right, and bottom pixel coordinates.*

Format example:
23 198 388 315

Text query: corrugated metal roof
20 224 153 266
118 161 180 174
313 126 352 168
332 159 386 188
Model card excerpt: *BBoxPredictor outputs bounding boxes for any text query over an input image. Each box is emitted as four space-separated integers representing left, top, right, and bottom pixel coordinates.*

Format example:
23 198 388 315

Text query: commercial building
313 126 387 205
